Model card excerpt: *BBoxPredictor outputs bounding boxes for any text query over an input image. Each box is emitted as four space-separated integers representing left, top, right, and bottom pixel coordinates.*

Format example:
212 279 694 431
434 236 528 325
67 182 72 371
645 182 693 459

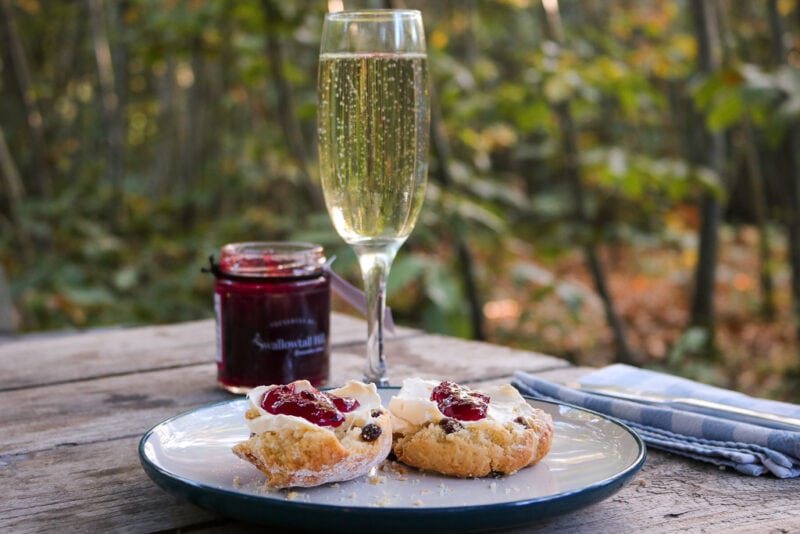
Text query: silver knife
572 383 800 432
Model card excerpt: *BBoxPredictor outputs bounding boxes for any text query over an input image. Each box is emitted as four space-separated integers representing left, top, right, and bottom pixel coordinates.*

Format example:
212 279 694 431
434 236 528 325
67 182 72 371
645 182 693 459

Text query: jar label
215 282 330 389
252 329 327 356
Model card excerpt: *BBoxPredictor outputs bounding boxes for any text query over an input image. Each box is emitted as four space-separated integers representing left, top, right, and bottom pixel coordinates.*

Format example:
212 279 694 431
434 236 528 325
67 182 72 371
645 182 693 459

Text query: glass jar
213 242 330 393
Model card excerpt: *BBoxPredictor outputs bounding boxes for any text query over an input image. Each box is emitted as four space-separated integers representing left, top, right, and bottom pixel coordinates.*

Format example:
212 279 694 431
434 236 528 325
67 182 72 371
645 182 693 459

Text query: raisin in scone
389 378 553 478
232 380 392 488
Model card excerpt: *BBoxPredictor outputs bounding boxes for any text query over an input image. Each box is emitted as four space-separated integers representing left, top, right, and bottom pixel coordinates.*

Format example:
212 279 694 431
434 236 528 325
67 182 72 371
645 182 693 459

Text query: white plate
139 389 645 532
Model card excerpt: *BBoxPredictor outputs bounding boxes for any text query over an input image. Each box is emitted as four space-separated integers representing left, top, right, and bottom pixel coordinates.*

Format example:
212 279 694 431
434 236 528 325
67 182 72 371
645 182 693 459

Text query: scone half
233 380 392 488
389 379 553 478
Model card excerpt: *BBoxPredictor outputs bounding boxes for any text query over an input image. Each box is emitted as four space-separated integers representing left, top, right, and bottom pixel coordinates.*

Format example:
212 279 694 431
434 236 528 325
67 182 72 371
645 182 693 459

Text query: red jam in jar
213 242 330 393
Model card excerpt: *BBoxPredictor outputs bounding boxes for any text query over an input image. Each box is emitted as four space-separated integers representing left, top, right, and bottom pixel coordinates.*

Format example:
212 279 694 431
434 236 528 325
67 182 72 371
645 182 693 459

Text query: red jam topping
431 381 490 421
260 384 358 427
325 393 361 413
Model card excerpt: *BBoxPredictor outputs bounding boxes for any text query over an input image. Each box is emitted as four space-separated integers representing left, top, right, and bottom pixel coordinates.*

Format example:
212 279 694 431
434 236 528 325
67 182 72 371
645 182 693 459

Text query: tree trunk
741 118 776 319
112 0 130 189
261 0 323 211
154 58 177 195
53 3 82 101
429 84 486 341
767 0 786 65
0 125 33 262
785 129 800 344
0 264 18 334
767 0 800 345
541 0 634 364
688 0 725 356
0 125 24 223
556 101 635 365
462 0 479 68
88 0 125 209
0 0 47 196
178 33 205 227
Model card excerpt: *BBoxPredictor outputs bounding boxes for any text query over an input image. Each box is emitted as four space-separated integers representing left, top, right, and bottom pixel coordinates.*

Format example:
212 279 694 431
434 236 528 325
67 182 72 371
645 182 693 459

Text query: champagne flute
317 10 429 385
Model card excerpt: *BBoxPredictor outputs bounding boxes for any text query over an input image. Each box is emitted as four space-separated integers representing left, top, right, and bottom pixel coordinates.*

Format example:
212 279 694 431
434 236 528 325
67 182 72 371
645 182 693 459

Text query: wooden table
2 313 799 532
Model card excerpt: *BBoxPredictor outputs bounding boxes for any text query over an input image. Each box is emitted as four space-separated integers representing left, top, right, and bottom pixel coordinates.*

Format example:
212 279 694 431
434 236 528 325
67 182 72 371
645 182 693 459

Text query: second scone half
389 378 553 478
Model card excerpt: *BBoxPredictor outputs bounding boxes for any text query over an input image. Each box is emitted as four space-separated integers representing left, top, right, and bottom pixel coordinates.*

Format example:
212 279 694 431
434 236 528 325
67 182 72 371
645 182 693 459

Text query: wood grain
525 450 800 533
0 313 416 391
3 314 799 533
0 364 229 455
1 437 218 533
0 320 215 390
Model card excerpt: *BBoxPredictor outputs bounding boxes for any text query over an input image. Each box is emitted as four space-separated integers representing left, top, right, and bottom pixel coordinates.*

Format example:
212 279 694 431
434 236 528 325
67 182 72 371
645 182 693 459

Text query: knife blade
571 383 800 432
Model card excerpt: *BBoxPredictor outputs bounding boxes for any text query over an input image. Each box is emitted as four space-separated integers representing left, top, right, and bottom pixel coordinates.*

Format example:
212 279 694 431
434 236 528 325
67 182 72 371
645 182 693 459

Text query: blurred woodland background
1 0 800 401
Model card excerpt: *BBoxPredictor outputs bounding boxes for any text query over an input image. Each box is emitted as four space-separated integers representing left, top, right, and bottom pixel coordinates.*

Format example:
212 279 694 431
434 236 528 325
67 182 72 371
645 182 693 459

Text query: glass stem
357 246 398 386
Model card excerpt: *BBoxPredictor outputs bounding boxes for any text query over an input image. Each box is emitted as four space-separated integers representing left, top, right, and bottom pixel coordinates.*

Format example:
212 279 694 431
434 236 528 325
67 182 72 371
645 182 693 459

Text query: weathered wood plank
0 336 569 455
523 450 800 533
0 364 228 455
0 320 213 391
0 359 373 456
0 436 219 533
0 313 417 391
0 330 579 533
379 333 572 384
5 315 799 533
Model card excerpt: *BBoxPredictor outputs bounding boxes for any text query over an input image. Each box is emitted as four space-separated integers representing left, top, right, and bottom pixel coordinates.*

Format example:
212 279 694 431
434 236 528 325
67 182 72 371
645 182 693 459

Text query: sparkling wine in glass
318 10 429 385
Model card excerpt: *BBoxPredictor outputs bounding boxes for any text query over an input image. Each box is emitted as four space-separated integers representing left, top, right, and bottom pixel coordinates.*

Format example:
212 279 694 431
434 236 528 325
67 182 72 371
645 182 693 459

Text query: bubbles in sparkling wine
317 52 429 243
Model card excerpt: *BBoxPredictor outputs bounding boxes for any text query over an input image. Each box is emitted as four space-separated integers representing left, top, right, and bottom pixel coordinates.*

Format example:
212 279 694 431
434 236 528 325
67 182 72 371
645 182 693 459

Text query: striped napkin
513 364 800 478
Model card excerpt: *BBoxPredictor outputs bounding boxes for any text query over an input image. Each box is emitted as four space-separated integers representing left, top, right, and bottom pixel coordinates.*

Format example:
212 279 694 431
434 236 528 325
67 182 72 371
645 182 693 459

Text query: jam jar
213 242 330 393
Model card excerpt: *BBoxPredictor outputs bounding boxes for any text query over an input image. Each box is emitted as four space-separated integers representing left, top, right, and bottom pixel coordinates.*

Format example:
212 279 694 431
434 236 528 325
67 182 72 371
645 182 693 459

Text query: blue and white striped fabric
512 364 800 478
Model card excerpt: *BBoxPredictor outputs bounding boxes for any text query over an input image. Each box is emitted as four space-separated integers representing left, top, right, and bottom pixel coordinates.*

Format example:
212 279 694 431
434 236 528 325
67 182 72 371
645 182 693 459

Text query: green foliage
1 0 799 383
581 147 725 222
693 64 800 143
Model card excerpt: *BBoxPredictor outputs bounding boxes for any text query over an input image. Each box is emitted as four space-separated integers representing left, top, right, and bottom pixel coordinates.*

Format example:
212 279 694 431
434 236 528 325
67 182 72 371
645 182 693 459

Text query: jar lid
218 242 325 278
